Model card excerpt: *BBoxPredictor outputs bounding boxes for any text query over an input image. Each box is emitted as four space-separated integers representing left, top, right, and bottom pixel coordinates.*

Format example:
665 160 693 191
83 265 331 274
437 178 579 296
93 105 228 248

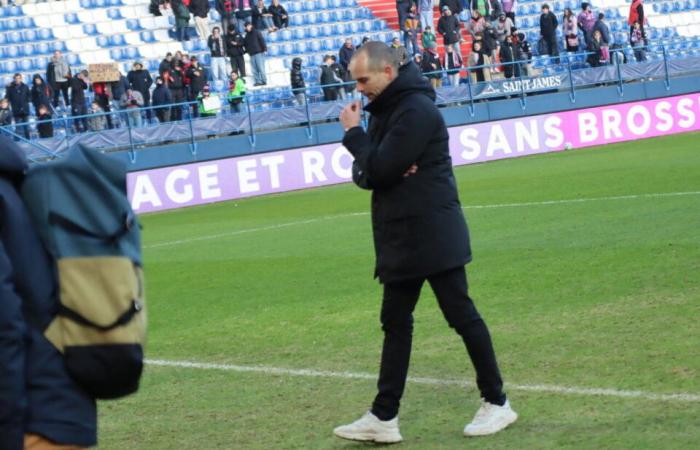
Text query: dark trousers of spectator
396 1 410 31
370 266 505 420
53 81 70 108
323 87 339 102
272 15 288 29
170 89 185 121
176 25 190 41
71 103 88 133
230 55 246 78
504 62 521 79
189 90 200 118
94 93 114 129
140 92 152 121
155 108 171 123
13 114 29 139
543 33 559 60
230 101 241 113
633 47 647 62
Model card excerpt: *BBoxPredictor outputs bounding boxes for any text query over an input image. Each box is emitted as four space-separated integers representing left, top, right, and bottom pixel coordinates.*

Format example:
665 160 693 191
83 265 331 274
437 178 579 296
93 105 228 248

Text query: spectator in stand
290 57 305 106
69 70 89 133
216 0 237 34
482 21 499 61
244 21 268 86
539 4 559 59
208 27 229 83
438 6 461 57
593 13 611 46
499 33 521 78
152 76 173 122
189 0 211 39
471 0 501 21
396 0 415 32
234 0 254 33
0 98 12 133
412 52 422 68
87 101 106 132
501 0 516 24
468 40 491 83
404 5 420 56
92 80 114 129
197 85 219 117
253 0 277 32
439 0 462 16
187 56 208 117
390 37 409 66
517 32 533 74
127 62 154 121
226 24 246 77
330 55 347 99
46 50 70 108
120 88 144 127
630 21 646 62
5 73 30 139
628 0 646 45
562 7 579 52
109 71 129 121
167 61 187 120
421 42 442 88
418 0 433 32
586 29 604 67
357 36 370 49
338 38 356 97
36 104 54 138
577 2 595 46
228 70 246 111
466 9 486 38
422 25 436 49
444 45 463 86
159 52 174 76
30 74 52 114
173 0 191 41
269 0 289 29
493 13 513 44
320 55 342 101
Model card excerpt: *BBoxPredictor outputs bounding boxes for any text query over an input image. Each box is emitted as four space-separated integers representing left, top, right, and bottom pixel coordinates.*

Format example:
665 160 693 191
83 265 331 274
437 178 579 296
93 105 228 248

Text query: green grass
100 132 700 449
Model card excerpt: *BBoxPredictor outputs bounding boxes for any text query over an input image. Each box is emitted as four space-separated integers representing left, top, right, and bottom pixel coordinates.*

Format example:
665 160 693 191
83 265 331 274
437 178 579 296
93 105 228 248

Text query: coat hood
365 61 435 114
292 57 303 70
0 135 28 182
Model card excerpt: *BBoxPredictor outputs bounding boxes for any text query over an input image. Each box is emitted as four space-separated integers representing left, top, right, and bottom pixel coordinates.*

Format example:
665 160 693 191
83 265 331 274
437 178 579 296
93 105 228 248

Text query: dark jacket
127 69 153 101
0 106 12 126
5 82 30 117
342 63 471 283
173 0 191 27
158 58 173 77
0 138 97 449
69 77 88 106
189 0 210 18
338 45 355 71
186 64 208 95
110 74 129 102
168 68 186 91
440 0 462 14
151 83 173 106
243 28 267 55
437 14 461 45
225 30 246 56
30 76 52 112
208 34 226 57
421 49 442 78
37 112 54 138
593 19 611 44
320 64 340 87
540 11 559 37
290 57 305 92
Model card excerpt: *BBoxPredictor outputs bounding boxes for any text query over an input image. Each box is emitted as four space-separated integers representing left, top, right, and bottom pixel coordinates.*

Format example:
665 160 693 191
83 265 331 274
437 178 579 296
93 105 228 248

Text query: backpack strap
58 299 143 331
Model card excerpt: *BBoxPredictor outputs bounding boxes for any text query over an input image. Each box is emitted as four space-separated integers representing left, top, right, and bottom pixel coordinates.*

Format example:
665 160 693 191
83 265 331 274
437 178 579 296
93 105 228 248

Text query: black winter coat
343 63 471 283
540 12 558 37
127 69 153 101
5 82 30 116
243 29 267 55
0 138 97 449
69 77 88 106
290 58 305 92
31 82 53 112
158 58 173 77
439 0 462 14
152 84 173 106
438 15 461 45
189 0 210 18
225 31 246 56
187 64 208 95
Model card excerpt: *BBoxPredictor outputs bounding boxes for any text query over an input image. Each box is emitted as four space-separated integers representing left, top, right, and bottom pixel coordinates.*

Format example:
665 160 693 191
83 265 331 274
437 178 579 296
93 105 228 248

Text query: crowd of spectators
0 0 659 139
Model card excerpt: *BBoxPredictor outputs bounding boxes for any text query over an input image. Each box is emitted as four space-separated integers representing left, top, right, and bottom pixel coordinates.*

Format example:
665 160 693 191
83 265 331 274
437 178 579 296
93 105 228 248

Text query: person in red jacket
628 0 647 45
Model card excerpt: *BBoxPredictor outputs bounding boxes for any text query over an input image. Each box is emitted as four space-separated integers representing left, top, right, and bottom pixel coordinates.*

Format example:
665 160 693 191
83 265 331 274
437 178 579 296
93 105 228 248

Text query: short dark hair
352 41 399 73
598 12 605 19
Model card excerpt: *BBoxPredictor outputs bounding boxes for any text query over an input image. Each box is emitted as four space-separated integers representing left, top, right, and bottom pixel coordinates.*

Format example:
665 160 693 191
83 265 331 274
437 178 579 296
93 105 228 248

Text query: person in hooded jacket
499 33 521 78
0 136 97 450
333 41 516 444
152 76 173 122
290 57 305 105
30 74 52 114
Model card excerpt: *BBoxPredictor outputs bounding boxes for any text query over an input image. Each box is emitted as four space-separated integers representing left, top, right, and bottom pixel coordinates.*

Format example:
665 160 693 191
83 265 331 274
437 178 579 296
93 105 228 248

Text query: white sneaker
333 411 403 444
463 399 518 437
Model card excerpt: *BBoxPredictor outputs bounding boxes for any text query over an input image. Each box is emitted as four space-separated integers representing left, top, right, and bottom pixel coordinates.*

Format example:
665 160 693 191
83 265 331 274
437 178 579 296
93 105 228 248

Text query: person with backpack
0 136 98 450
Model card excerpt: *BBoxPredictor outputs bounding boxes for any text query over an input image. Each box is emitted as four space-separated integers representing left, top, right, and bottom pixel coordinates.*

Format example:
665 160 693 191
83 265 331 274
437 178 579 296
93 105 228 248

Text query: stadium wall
129 91 700 213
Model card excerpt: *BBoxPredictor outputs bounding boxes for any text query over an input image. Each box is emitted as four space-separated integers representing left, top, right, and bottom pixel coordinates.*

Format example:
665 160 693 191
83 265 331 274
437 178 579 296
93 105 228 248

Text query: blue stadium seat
321 39 334 51
94 0 107 8
267 31 279 42
342 0 354 6
212 79 225 92
110 34 125 46
33 56 49 71
20 17 34 28
268 44 280 56
107 9 123 20
303 0 315 11
307 26 319 38
292 27 305 39
65 13 80 24
140 30 155 43
124 46 139 59
79 0 93 8
294 41 308 53
109 0 124 5
196 39 208 51
290 15 304 26
279 28 292 41
66 53 80 65
282 42 294 55
126 19 141 30
287 2 301 13
0 34 5 45
22 29 37 42
8 6 22 17
329 10 343 22
110 48 124 60
320 24 332 36
35 42 50 55
97 35 110 47
343 9 356 20
317 0 329 9
5 19 19 30
348 21 360 34
308 12 320 23
19 59 32 72
20 44 34 56
83 23 98 35
8 31 22 43
2 61 17 74
309 40 321 52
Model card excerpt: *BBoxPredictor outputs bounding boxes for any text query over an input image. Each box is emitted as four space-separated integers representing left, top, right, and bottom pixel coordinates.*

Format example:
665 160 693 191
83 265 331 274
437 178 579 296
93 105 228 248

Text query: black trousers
170 89 185 121
371 266 505 421
230 54 245 77
52 81 70 107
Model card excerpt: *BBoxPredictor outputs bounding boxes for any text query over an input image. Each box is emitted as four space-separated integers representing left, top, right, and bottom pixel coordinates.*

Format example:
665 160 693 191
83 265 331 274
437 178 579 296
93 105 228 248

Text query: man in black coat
5 73 30 139
0 136 97 449
127 62 154 120
167 62 187 121
437 6 461 55
158 52 174 77
333 42 516 444
243 21 267 86
69 70 89 133
186 56 208 117
539 4 559 58
225 24 246 77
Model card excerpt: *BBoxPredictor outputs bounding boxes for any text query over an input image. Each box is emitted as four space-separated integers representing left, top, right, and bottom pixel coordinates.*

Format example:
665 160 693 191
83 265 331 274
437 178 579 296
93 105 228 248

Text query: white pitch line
144 191 700 249
145 359 700 403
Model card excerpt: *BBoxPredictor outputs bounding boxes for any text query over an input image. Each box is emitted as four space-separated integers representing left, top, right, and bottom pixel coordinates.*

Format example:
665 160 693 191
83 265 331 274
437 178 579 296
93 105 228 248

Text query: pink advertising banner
128 93 700 213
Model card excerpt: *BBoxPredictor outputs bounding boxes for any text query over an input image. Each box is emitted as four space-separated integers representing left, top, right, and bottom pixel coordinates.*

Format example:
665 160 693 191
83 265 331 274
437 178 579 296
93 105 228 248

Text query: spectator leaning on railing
499 33 521 78
36 104 53 138
0 98 12 131
421 42 443 88
120 88 144 128
444 45 463 87
186 56 208 117
630 21 647 62
87 101 107 132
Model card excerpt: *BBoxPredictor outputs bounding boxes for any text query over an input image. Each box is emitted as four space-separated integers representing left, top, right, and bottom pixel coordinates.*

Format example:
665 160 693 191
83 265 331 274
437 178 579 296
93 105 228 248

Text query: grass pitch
100 132 699 449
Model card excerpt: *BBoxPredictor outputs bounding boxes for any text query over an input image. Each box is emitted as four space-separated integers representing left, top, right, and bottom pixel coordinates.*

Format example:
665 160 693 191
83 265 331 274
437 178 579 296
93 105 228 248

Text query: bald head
352 41 399 74
348 41 400 101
